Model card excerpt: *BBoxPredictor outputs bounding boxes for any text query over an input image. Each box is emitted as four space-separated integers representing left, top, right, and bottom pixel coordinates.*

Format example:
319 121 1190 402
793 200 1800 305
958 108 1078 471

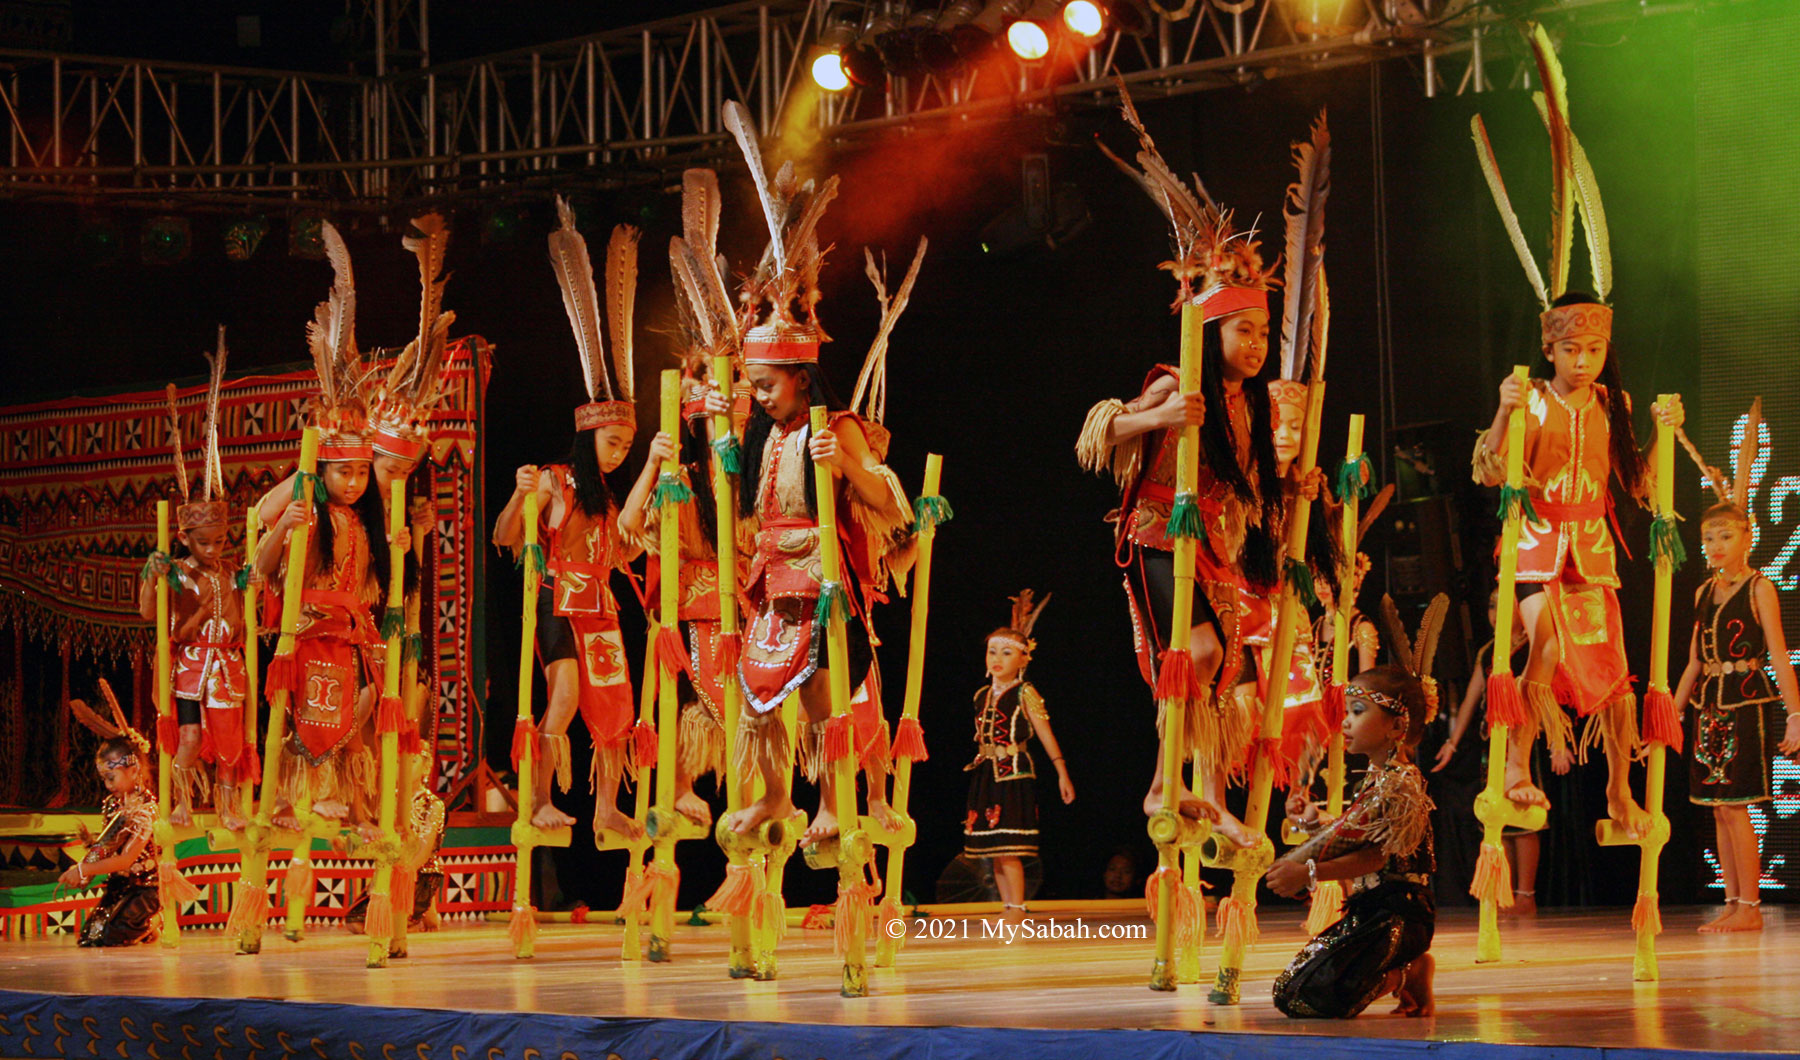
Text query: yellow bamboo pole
151 500 180 947
1473 365 1547 963
392 552 426 959
810 404 873 998
240 510 260 827
874 453 944 968
1148 303 1211 991
509 490 570 958
1595 393 1677 980
706 354 759 980
618 625 656 961
645 368 706 962
229 428 319 954
1205 379 1325 1004
364 484 407 967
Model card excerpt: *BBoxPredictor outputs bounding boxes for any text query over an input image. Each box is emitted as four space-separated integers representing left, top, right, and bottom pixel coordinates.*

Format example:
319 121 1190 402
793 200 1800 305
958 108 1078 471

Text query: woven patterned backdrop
0 337 491 805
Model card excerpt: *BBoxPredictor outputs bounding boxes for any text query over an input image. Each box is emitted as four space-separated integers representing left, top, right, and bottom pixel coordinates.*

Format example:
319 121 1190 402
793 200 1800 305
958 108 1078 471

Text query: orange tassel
225 878 270 939
754 870 785 939
656 626 693 679
1216 895 1259 951
1642 689 1683 753
285 860 315 912
876 898 905 953
1154 648 1196 701
391 864 417 924
717 631 742 673
264 653 299 696
616 866 651 919
892 716 928 762
646 862 680 915
1631 891 1662 936
1485 671 1528 729
157 714 180 753
832 881 881 956
364 891 395 941
632 720 659 773
822 714 853 764
377 695 405 734
159 859 200 904
706 864 756 916
1322 682 1346 729
1469 841 1514 907
510 718 539 771
1254 736 1291 791
509 904 539 951
1304 880 1344 936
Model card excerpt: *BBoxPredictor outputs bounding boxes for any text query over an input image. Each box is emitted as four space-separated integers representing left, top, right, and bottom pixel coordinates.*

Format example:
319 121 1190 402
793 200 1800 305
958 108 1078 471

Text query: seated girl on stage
62 734 162 947
1266 664 1437 1018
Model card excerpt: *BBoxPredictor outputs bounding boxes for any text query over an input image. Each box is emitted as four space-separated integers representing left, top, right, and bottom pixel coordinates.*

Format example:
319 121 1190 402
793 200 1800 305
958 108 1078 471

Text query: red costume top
539 464 635 748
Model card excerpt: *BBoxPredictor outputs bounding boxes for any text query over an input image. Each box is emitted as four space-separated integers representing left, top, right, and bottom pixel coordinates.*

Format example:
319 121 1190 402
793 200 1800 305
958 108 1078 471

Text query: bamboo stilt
152 500 181 948
510 490 571 958
364 485 407 967
1595 394 1678 980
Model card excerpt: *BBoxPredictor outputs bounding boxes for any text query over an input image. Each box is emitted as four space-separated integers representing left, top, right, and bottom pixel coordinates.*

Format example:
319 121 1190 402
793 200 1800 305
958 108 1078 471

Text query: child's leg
1146 621 1223 820
1508 593 1559 808
726 709 796 835
798 668 841 845
1504 832 1540 916
1700 806 1740 930
591 738 642 840
993 855 1026 908
1713 806 1764 932
531 658 580 829
171 721 205 825
1392 952 1436 1017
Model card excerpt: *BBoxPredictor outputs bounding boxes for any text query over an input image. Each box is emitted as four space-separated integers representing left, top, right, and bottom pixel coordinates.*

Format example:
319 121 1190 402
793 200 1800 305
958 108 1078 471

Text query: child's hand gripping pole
643 369 704 963
151 499 183 947
874 454 947 968
1147 303 1214 991
1595 393 1680 981
1472 365 1547 963
1293 414 1367 937
1202 379 1326 1005
807 405 877 998
698 354 765 980
363 483 408 968
508 489 568 959
227 427 318 955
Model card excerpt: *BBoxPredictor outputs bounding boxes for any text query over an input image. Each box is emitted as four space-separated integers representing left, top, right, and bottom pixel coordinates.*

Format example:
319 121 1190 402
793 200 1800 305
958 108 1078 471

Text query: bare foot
531 800 577 830
867 798 904 833
170 803 194 828
1392 952 1435 1016
272 802 301 832
217 791 246 832
313 798 350 820
593 806 644 841
1144 782 1220 822
1505 778 1549 809
356 820 383 844
674 787 713 829
1210 809 1257 850
802 805 839 846
1723 904 1764 932
1501 892 1538 918
420 908 441 932
726 792 796 836
1698 902 1740 933
1606 790 1652 838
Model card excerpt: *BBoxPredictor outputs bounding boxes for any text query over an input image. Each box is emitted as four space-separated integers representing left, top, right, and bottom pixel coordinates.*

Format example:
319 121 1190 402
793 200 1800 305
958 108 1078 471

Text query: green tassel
1335 454 1374 501
1496 484 1540 526
814 581 850 627
912 494 955 532
291 473 309 501
687 904 709 926
139 553 181 590
1164 491 1208 543
711 435 743 476
651 471 694 509
315 476 329 504
234 566 251 592
1285 558 1321 610
514 542 546 577
380 609 405 641
406 632 427 663
1649 514 1687 571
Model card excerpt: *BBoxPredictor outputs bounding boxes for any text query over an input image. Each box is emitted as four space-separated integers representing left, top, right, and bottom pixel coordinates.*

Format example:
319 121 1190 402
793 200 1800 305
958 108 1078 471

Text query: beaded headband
99 751 139 772
1347 684 1409 731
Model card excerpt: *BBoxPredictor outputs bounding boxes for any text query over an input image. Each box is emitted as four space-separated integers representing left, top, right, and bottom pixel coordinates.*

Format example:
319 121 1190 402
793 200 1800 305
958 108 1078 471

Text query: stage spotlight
839 8 900 88
1063 0 1105 38
812 51 850 91
75 213 122 266
289 211 327 259
223 215 269 261
140 215 191 265
948 0 1026 61
1006 18 1050 60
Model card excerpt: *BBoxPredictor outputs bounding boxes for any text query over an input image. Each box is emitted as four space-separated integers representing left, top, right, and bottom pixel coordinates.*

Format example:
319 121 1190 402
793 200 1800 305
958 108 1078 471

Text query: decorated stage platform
1 906 1794 1060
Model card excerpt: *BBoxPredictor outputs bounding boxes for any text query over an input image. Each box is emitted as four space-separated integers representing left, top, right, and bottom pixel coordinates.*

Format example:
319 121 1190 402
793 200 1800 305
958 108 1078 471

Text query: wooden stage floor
3 905 1794 1057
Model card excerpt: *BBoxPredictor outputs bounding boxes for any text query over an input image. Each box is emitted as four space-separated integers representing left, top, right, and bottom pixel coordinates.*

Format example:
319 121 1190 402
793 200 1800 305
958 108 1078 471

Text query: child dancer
963 591 1075 912
61 685 161 947
1672 401 1800 932
1269 598 1445 1019
139 335 250 828
492 205 651 837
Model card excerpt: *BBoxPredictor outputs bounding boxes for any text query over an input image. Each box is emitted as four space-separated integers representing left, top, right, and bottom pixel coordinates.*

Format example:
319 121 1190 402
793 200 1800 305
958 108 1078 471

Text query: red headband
1198 284 1268 322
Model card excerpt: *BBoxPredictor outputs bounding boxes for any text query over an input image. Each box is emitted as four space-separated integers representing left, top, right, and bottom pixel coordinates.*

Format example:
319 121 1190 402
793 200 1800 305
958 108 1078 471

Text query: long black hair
1533 291 1647 500
566 428 618 518
312 463 391 595
680 410 721 546
738 365 848 520
1198 318 1282 590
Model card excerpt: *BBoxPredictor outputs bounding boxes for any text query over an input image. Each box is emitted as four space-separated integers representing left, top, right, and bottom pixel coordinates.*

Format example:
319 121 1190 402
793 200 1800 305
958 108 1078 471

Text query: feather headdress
991 589 1051 654
548 196 638 431
1098 78 1272 314
852 237 929 433
304 221 371 460
1678 397 1762 521
70 678 151 757
369 212 457 465
725 99 841 363
1278 111 1331 385
1380 592 1448 725
669 168 743 377
169 328 232 530
1470 22 1613 345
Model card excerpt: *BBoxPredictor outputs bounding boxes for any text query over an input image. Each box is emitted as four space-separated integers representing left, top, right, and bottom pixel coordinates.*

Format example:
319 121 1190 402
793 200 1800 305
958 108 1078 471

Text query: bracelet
76 863 87 886
1306 858 1318 893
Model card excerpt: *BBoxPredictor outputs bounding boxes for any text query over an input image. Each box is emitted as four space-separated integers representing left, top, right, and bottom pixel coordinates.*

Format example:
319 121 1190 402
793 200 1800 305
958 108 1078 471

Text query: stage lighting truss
0 0 1682 208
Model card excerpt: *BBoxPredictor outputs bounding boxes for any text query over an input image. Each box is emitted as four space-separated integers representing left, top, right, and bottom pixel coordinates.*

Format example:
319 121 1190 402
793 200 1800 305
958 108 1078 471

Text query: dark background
9 0 1770 911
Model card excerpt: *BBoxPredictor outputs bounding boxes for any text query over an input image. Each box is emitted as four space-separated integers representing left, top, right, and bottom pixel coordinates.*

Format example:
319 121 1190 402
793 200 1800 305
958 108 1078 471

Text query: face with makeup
1342 683 1404 758
746 364 810 424
1219 308 1270 384
1271 393 1305 473
1701 512 1752 574
321 460 371 506
986 636 1029 685
95 751 145 796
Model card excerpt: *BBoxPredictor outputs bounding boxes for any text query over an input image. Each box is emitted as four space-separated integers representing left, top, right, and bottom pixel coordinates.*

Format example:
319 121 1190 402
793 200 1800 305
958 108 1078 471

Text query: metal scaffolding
0 0 1655 210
